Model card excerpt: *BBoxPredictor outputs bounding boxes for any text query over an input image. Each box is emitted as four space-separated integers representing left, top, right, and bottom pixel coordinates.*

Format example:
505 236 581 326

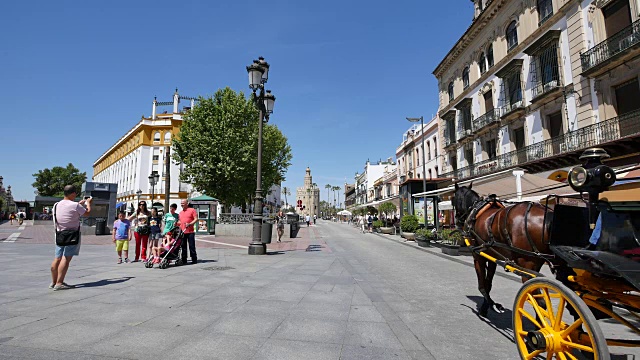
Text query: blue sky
1 0 473 203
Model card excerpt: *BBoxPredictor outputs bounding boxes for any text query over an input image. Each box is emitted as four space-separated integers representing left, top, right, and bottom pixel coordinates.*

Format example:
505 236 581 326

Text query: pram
144 227 184 269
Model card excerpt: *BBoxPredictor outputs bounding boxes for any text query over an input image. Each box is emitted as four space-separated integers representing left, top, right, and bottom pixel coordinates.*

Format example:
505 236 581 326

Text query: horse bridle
454 189 481 229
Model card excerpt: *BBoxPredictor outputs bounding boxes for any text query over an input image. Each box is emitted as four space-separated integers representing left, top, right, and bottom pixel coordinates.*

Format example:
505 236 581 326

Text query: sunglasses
139 203 147 206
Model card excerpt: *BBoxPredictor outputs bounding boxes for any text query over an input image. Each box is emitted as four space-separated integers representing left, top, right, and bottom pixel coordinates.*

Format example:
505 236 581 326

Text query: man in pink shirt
179 199 198 264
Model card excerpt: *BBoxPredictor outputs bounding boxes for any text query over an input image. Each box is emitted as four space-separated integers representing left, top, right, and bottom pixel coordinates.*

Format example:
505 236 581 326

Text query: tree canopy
32 163 87 197
172 87 293 207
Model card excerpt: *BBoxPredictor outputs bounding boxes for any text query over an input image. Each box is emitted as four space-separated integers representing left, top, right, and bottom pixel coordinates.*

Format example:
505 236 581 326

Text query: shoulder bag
53 203 81 246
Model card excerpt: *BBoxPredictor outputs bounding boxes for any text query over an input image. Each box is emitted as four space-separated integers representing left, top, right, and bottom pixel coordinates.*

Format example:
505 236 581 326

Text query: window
428 169 432 179
463 67 470 89
479 53 487 74
164 131 171 143
427 141 432 160
433 137 437 156
487 44 494 68
448 82 454 102
537 0 553 26
153 155 159 161
153 131 161 142
435 165 439 175
506 21 518 51
507 71 523 106
485 139 497 160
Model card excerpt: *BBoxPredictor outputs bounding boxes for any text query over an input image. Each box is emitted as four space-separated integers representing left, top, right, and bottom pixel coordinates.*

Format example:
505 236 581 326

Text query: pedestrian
128 201 151 262
149 208 162 253
367 214 373 233
179 199 198 264
163 203 179 235
9 212 15 225
112 211 131 264
359 216 366 233
305 214 310 227
313 214 317 224
50 185 92 291
18 211 25 225
276 211 285 242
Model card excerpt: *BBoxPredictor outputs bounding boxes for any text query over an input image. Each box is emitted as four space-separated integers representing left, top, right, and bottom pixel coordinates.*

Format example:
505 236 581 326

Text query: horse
452 183 552 317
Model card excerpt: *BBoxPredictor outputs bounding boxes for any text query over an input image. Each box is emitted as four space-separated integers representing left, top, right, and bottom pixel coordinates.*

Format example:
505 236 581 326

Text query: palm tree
325 184 332 216
332 186 341 215
282 186 291 209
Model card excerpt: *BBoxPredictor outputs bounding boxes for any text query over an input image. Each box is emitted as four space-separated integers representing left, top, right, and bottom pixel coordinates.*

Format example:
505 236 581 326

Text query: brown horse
452 183 552 317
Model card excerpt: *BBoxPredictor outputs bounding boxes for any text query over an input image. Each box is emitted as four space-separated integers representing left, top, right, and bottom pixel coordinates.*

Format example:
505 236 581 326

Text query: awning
115 202 126 208
438 201 453 211
414 169 575 200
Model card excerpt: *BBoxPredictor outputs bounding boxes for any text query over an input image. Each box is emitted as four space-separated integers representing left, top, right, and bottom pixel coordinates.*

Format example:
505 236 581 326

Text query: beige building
433 0 640 185
295 167 320 218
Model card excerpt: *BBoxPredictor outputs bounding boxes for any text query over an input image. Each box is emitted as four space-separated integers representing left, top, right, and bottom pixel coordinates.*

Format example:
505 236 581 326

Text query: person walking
9 212 15 225
276 211 285 242
305 214 310 227
129 201 151 262
179 199 198 264
50 185 91 290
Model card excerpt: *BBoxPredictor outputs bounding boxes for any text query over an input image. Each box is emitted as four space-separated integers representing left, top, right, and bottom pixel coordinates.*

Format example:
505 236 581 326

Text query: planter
402 232 415 241
416 235 430 247
441 243 460 256
380 227 393 234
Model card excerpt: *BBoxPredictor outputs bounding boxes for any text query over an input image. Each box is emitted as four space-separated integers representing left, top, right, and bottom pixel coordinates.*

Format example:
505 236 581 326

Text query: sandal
117 258 123 264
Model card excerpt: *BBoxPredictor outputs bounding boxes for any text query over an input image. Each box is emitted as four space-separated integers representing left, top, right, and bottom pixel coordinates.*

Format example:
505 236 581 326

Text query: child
112 211 131 264
162 203 179 235
151 232 175 264
148 208 162 257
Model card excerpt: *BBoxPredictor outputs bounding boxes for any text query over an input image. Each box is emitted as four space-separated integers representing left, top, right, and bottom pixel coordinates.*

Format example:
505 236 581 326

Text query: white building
354 159 396 208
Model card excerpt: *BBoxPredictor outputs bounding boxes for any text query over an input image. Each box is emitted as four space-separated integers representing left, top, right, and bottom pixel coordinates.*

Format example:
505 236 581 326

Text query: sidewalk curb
361 226 521 283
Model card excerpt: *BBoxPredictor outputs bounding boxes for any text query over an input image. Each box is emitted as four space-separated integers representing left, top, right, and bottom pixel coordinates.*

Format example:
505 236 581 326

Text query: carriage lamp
568 148 616 229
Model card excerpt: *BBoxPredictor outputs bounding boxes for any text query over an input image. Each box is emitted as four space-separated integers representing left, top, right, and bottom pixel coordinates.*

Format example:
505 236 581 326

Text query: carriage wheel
513 278 609 360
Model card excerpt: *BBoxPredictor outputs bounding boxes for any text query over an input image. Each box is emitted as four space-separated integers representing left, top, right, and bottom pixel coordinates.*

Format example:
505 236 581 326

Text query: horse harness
462 197 555 262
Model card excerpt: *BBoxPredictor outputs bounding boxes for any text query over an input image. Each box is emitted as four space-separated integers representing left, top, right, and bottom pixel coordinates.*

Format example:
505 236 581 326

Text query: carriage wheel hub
528 329 564 353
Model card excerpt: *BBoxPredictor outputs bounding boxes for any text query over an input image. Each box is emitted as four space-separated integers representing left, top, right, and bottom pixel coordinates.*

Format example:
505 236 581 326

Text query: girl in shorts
148 208 162 256
151 232 174 264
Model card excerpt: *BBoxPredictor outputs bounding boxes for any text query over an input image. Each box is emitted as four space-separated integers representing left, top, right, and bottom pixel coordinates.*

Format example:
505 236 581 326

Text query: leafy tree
282 186 291 208
379 201 397 226
32 163 87 197
173 87 293 208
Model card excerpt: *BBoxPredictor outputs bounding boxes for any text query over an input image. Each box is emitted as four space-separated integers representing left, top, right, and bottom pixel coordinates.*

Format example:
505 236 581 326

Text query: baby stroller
144 227 184 269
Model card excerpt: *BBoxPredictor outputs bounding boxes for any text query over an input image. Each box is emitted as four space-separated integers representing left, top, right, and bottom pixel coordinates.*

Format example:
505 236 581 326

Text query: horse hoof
492 303 506 314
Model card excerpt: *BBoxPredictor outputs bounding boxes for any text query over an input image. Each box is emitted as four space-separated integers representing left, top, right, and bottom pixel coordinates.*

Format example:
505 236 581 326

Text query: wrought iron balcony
457 128 473 141
443 131 456 147
473 108 500 133
499 100 525 120
531 78 562 102
581 19 640 75
440 109 640 180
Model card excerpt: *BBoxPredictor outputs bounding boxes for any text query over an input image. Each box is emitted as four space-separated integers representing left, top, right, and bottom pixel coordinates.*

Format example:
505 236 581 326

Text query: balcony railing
531 78 562 100
581 19 640 73
473 108 500 132
440 109 640 180
499 100 524 119
457 128 472 141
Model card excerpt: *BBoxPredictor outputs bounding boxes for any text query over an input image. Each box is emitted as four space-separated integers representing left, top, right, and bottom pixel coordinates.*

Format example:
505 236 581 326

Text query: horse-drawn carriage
453 148 640 359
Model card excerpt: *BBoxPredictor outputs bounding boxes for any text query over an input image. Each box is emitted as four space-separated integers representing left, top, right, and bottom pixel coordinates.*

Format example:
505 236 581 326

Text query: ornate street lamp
136 189 142 206
148 173 159 209
246 57 276 255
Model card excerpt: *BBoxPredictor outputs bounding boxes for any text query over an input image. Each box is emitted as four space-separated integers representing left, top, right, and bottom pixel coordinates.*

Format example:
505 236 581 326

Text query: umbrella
337 210 352 216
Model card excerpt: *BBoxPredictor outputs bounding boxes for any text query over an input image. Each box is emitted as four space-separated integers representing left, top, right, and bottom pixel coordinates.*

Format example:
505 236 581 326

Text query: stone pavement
1 220 639 359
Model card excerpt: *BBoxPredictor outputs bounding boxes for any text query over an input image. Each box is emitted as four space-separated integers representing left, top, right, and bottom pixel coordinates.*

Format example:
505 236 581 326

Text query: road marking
18 225 25 230
3 233 20 243
196 238 249 249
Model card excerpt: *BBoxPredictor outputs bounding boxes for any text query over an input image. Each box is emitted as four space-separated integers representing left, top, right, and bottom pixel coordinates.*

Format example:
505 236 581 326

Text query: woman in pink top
179 199 198 264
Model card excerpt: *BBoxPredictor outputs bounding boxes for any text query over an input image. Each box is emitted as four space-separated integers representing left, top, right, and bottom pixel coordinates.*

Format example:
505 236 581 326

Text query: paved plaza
1 220 639 359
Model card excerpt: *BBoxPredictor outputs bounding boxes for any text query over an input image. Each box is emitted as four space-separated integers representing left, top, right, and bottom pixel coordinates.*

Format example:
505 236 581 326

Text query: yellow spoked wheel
513 278 609 360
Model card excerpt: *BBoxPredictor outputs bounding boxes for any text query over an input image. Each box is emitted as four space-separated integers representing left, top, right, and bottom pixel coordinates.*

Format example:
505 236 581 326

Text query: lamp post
406 116 430 231
148 173 159 209
246 56 276 255
136 189 142 205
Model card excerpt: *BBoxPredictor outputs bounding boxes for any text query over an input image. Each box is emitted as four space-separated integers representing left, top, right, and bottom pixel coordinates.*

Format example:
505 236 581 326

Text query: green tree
172 87 293 208
32 163 87 197
282 186 291 208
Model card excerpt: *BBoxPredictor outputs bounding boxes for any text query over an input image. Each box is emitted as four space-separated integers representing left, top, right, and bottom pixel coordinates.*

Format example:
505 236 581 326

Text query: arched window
433 137 437 156
506 21 518 51
479 53 487 74
427 141 432 160
463 67 470 89
487 44 494 68
416 148 420 164
164 131 171 143
435 166 439 176
448 82 454 102
153 131 161 142
537 0 553 25
428 169 432 179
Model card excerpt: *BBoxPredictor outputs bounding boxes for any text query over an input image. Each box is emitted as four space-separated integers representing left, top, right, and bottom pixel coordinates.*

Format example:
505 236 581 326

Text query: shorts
115 239 129 251
55 244 80 258
150 232 162 240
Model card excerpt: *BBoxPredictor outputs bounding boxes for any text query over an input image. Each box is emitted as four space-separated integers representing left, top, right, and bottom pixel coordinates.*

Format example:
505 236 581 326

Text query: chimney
173 88 179 114
152 97 157 119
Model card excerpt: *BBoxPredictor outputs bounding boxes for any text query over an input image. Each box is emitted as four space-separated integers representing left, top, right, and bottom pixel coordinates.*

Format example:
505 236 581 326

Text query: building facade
433 0 640 185
353 159 396 209
93 90 195 210
295 167 320 218
0 177 16 218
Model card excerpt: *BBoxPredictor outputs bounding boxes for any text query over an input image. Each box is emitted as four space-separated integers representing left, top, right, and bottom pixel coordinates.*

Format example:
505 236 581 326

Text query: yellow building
92 89 195 210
